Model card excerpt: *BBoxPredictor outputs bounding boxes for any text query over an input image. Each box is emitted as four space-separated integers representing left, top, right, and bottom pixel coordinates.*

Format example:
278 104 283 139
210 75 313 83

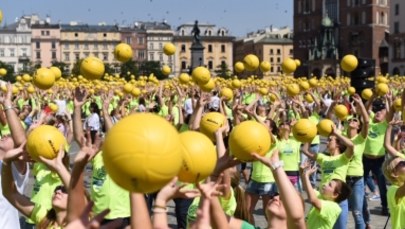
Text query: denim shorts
246 180 276 196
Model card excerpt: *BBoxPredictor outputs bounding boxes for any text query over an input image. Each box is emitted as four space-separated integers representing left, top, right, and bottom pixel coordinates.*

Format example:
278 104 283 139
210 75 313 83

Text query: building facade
173 23 234 76
389 0 405 75
31 19 61 67
60 23 121 71
119 25 147 62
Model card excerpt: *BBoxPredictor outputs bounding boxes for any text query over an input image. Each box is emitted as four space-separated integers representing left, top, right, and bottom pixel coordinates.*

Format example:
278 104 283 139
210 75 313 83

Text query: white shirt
184 98 193 115
0 161 29 229
86 113 101 131
54 99 67 115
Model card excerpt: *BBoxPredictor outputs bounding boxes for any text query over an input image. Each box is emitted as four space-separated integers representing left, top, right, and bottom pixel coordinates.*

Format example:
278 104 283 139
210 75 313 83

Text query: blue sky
1 0 293 37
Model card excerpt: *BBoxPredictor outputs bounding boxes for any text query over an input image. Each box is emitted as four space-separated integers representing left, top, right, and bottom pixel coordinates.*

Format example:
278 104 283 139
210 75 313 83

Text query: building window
159 53 163 62
126 37 131 44
75 33 78 37
208 44 212 53
394 22 400 34
270 49 274 55
395 4 399 15
0 49 4 57
64 43 69 49
149 43 154 49
137 37 144 45
36 51 41 59
103 44 108 50
41 31 45 36
21 48 27 56
277 57 281 63
361 11 366 24
270 66 274 72
75 43 79 50
221 45 225 53
159 43 163 50
10 48 15 57
289 49 293 55
52 41 56 49
36 41 40 49
277 49 281 55
149 52 154 61
75 53 80 61
352 13 359 25
84 44 89 50
270 57 274 63
64 53 69 61
52 51 57 59
103 53 108 61
94 44 98 50
277 66 281 72
103 33 107 37
181 61 187 69
208 61 213 69
181 44 186 52
46 31 50 36
94 52 99 58
378 0 385 5
138 50 145 60
379 12 385 25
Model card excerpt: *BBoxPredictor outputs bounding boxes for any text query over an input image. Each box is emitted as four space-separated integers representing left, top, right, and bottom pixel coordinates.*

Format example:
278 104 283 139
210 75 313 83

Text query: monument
190 20 205 70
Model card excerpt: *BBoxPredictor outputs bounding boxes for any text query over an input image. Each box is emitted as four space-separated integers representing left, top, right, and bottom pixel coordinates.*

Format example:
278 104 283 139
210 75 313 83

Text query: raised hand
74 87 88 107
39 145 66 172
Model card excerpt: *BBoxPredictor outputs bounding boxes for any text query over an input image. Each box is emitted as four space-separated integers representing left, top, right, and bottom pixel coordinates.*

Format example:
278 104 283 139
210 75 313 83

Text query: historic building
119 24 147 62
389 0 405 75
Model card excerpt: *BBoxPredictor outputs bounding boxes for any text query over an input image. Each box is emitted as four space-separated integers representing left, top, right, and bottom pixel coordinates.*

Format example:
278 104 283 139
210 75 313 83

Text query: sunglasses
348 118 359 123
396 161 405 170
54 185 67 194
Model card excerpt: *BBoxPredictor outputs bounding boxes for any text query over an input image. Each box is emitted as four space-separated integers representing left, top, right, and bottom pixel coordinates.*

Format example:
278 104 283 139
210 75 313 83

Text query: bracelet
152 207 168 213
153 204 167 211
3 106 15 111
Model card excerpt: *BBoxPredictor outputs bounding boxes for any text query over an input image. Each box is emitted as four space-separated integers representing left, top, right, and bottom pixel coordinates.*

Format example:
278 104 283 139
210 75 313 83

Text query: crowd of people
0 77 404 229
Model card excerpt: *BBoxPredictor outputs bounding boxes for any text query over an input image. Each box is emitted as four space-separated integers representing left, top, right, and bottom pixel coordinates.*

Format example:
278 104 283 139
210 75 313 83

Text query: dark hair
139 97 146 106
333 179 352 203
268 119 278 136
90 102 100 115
37 209 57 229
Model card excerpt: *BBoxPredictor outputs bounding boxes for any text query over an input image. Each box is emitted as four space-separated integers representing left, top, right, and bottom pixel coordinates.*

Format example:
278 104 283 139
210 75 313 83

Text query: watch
270 160 284 171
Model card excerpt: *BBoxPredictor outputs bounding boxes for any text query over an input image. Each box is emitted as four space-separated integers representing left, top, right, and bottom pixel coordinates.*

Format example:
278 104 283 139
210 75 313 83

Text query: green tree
215 62 232 79
0 61 15 82
138 61 165 80
71 59 83 77
120 60 139 81
51 61 70 77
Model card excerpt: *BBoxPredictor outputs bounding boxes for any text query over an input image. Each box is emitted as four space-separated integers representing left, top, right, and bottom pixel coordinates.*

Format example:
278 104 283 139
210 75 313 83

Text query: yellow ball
131 87 141 97
286 83 300 97
341 54 358 72
123 83 134 94
16 76 22 81
317 119 335 137
200 112 226 141
163 42 176 56
80 56 105 80
220 87 234 101
33 67 56 90
231 79 241 89
0 9 2 24
27 125 67 161
361 88 373 100
348 87 356 95
334 104 349 121
304 93 314 103
27 85 35 93
0 68 7 76
258 87 268 96
234 62 245 73
229 121 271 162
178 131 217 183
376 83 389 96
243 54 260 71
22 74 31 82
161 65 171 76
114 43 133 62
199 79 215 92
50 67 62 80
292 119 317 143
102 113 183 193
295 59 301 67
299 81 310 91
49 103 59 112
309 78 318 87
192 66 211 85
394 98 402 112
179 73 190 84
260 61 271 72
282 58 297 74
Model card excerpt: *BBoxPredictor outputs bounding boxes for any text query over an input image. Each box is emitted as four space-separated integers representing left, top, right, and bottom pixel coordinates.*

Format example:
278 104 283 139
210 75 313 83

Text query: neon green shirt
316 153 350 187
347 134 366 176
30 203 62 228
91 152 130 219
172 106 180 126
309 114 320 145
387 185 405 229
277 137 301 172
158 105 169 117
306 191 342 229
251 140 278 183
364 116 388 157
242 93 256 105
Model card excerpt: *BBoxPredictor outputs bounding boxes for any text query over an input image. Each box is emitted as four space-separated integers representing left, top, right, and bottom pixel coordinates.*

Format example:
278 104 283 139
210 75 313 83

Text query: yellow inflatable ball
260 61 271 72
16 76 22 81
0 9 2 24
229 120 271 162
309 78 318 87
50 67 62 81
178 131 217 183
234 61 245 73
243 54 260 71
231 79 241 89
348 87 356 95
292 119 317 143
295 59 301 67
394 98 402 112
33 67 56 90
299 81 310 91
114 43 133 62
27 85 35 94
220 87 234 101
49 103 59 113
0 68 6 76
361 88 373 100
286 83 300 97
199 78 215 92
123 83 134 94
317 119 335 137
334 104 349 120
341 54 358 72
26 125 67 161
80 56 105 80
192 66 211 85
163 42 176 56
102 113 183 193
200 112 226 141
281 58 297 74
22 74 31 82
269 93 277 102
304 93 314 103
376 83 389 96
131 87 141 97
258 87 268 96
161 65 171 76
179 73 190 84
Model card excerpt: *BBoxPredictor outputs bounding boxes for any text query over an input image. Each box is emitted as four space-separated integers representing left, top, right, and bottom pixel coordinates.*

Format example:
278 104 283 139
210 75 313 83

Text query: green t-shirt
251 140 278 183
242 93 256 105
91 152 130 219
172 106 180 126
0 121 27 137
387 185 405 229
224 104 233 120
316 153 350 187
309 114 321 145
277 137 301 172
306 192 342 229
158 105 169 117
364 117 388 157
347 134 366 176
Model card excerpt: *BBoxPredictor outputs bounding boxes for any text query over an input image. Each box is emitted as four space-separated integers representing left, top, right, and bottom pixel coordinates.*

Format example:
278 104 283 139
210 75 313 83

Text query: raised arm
73 87 88 147
39 146 71 188
384 120 403 157
101 91 114 132
352 94 369 138
300 162 322 210
301 143 317 160
332 126 354 159
131 193 152 229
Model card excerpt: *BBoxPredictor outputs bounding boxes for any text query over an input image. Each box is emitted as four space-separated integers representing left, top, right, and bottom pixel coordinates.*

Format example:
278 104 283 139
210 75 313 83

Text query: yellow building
173 23 235 75
60 23 121 71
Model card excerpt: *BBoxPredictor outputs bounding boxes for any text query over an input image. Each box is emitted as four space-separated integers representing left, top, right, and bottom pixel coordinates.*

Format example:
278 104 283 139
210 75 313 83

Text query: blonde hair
383 156 404 185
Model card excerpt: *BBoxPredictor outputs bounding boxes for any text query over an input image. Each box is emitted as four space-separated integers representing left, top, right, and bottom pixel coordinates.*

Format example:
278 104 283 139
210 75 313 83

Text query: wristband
270 160 284 171
3 106 15 111
153 204 167 211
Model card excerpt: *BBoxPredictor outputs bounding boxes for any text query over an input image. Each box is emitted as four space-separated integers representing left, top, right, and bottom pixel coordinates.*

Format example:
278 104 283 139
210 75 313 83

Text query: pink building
31 23 61 67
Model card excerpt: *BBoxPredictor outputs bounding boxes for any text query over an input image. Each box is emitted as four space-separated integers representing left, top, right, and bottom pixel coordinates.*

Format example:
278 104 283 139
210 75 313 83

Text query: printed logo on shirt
92 166 107 190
